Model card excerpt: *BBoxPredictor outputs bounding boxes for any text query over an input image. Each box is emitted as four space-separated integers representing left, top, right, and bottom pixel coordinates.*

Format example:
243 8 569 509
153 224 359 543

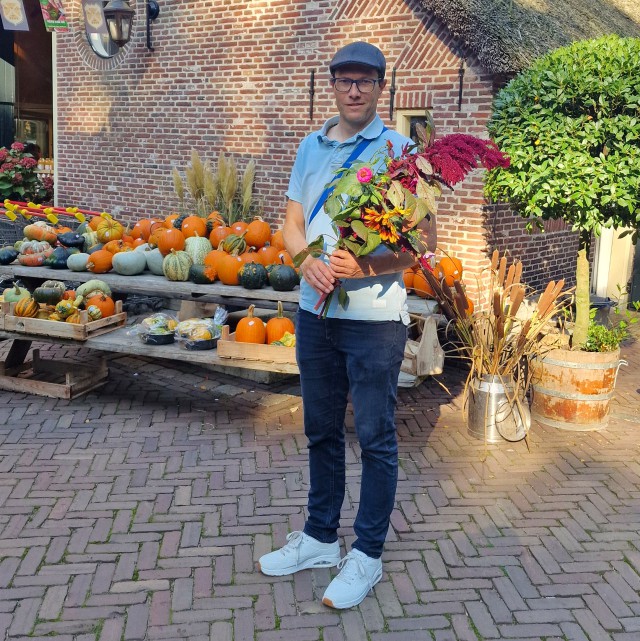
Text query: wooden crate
216 325 297 365
0 349 108 399
3 300 126 341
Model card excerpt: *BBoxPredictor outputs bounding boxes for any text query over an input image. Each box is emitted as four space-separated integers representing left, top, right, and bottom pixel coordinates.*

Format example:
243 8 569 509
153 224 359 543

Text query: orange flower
362 207 399 243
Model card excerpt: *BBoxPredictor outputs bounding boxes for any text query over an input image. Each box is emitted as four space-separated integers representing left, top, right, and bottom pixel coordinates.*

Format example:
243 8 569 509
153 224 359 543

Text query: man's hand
329 249 369 279
301 255 336 295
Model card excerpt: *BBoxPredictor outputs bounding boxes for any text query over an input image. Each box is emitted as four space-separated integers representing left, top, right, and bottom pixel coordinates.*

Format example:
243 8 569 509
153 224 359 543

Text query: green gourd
162 249 192 281
238 261 268 289
112 251 147 276
184 233 212 265
189 264 217 284
76 279 112 299
44 246 77 269
0 246 19 265
221 232 247 255
268 264 299 291
3 283 30 303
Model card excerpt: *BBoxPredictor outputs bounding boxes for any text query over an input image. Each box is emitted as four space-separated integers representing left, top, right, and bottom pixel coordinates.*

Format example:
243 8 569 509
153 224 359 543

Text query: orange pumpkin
255 244 280 267
62 290 76 301
270 229 285 250
209 226 232 249
88 216 102 231
96 219 125 243
207 211 224 228
55 225 73 234
275 249 294 267
217 253 246 285
181 215 208 239
433 256 463 287
403 268 415 290
203 249 227 273
245 217 271 249
235 305 266 344
230 221 249 236
147 222 167 247
413 270 435 298
86 249 113 273
130 219 158 241
266 301 295 344
164 213 179 228
85 293 116 318
156 227 186 256
103 239 132 254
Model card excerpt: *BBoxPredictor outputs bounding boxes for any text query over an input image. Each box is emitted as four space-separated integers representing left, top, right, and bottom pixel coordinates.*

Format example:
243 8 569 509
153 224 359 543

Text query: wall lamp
103 0 160 50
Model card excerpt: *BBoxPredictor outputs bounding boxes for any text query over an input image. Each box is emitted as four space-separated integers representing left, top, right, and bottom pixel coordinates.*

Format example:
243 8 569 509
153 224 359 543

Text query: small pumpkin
67 253 90 272
244 217 272 249
86 304 102 320
3 283 30 303
270 229 286 250
157 227 186 256
189 264 217 284
235 304 266 344
238 261 268 290
254 243 280 267
216 253 246 286
56 232 85 249
184 233 213 265
221 232 247 255
44 246 77 269
112 250 147 276
42 280 67 295
65 310 84 324
180 215 208 239
13 297 40 318
23 221 57 244
54 296 83 320
162 249 193 281
19 240 53 255
86 249 114 273
96 219 125 243
32 286 64 306
82 231 99 251
268 264 299 292
0 246 19 265
209 226 232 248
266 301 295 344
85 293 115 318
144 247 165 275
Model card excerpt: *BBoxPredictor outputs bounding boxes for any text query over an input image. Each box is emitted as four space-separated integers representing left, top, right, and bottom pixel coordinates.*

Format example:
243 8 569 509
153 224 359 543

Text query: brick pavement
0 328 639 641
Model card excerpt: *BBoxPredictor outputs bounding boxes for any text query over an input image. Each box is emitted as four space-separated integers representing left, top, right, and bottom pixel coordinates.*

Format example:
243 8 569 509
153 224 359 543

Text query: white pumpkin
67 253 90 272
144 247 165 275
112 251 147 276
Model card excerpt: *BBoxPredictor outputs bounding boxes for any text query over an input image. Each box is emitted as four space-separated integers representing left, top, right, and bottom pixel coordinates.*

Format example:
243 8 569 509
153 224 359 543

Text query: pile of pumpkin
403 255 474 314
1 278 116 323
235 303 295 346
0 213 300 293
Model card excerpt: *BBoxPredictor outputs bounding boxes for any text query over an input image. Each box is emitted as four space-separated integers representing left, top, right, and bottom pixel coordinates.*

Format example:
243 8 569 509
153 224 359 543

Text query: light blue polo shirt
286 114 413 322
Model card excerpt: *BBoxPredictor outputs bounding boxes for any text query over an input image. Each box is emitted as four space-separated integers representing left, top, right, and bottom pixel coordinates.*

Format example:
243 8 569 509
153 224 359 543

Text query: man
259 42 437 609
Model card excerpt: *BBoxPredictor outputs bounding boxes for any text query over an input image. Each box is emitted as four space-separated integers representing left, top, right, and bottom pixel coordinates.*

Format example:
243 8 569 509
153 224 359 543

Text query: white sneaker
322 549 383 609
258 531 341 576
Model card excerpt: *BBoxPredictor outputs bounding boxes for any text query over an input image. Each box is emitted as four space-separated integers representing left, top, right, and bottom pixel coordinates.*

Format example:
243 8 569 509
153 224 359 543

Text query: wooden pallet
2 300 126 340
0 348 108 399
217 325 297 366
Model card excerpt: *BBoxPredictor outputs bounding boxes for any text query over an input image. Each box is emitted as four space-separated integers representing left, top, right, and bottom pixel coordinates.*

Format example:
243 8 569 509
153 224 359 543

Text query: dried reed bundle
185 150 206 206
216 153 236 223
172 167 185 206
241 159 256 217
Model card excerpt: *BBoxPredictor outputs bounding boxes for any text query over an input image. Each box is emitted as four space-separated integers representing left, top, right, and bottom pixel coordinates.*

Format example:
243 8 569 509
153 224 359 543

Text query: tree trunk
573 230 591 348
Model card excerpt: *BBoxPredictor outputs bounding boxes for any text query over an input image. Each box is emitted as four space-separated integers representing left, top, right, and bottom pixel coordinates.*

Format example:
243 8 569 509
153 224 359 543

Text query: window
396 109 432 145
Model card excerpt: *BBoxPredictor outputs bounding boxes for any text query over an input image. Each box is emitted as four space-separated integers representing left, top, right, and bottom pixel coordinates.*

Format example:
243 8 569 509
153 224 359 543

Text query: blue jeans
296 309 407 559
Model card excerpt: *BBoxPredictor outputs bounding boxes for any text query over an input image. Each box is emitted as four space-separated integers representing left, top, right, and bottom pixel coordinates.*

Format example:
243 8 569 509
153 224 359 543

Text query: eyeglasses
331 77 380 93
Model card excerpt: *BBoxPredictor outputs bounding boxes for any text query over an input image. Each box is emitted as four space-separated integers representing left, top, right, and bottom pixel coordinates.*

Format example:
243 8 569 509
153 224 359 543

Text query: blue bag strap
308 127 388 224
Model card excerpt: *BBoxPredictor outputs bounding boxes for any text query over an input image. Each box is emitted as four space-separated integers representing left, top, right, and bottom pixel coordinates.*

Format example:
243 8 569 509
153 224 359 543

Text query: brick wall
55 0 577 301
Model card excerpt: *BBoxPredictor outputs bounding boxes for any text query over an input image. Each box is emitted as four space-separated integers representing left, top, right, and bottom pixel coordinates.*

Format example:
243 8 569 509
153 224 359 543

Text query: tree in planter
484 34 640 348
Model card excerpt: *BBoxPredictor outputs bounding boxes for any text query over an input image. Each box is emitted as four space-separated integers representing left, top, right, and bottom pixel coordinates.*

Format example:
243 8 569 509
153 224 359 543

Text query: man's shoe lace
278 530 304 558
335 550 375 590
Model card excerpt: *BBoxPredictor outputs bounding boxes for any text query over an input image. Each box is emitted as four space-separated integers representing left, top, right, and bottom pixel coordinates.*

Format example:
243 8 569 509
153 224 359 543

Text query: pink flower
356 167 373 183
11 142 25 152
12 173 23 184
0 149 7 162
20 157 37 169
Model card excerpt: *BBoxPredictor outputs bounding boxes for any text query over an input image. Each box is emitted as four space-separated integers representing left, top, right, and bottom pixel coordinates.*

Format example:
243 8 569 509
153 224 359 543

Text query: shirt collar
317 114 384 145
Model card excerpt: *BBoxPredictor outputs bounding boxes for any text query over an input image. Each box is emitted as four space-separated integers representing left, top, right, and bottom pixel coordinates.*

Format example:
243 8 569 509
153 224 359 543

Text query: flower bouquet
293 124 510 316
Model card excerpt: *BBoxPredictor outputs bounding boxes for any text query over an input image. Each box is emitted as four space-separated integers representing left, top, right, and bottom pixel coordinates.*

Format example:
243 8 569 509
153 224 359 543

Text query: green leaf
292 237 324 267
351 219 369 241
338 287 349 309
387 180 405 208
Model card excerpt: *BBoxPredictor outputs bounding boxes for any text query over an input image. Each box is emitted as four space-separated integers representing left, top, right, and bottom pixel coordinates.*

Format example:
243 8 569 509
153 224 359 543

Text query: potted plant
483 35 640 430
423 250 570 443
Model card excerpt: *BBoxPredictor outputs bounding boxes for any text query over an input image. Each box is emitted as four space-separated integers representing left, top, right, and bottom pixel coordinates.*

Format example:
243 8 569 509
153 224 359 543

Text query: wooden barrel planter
530 348 622 431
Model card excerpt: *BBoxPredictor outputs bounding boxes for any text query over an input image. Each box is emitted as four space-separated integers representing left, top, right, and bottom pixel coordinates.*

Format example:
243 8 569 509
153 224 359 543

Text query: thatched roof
424 0 640 73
